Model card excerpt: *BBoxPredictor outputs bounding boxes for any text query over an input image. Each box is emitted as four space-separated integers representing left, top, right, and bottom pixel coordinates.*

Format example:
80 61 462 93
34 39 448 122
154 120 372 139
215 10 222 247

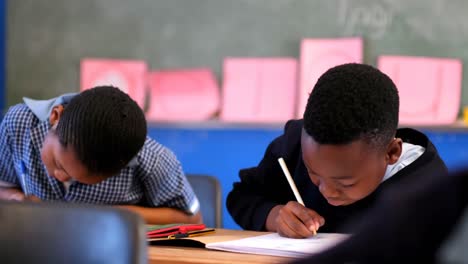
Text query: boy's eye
338 182 355 188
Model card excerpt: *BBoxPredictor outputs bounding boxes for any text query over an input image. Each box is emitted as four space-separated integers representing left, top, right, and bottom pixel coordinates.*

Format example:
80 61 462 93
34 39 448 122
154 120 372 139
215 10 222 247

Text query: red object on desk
147 223 206 239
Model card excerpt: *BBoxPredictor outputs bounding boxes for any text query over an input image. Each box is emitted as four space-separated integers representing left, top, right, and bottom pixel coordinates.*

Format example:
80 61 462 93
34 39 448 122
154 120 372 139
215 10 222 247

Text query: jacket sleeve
226 120 303 231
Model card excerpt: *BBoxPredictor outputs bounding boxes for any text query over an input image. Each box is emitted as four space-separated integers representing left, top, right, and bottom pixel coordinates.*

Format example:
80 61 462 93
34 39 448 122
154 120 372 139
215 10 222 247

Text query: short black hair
303 63 399 148
56 86 147 175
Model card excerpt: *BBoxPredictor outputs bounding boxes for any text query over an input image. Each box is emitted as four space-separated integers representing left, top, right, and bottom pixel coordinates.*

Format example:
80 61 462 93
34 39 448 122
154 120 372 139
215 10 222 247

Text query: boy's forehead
301 132 382 174
301 129 379 153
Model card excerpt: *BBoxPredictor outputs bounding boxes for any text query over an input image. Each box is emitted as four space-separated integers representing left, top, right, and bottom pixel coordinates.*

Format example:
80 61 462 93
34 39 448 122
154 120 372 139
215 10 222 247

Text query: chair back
187 174 222 228
0 201 147 264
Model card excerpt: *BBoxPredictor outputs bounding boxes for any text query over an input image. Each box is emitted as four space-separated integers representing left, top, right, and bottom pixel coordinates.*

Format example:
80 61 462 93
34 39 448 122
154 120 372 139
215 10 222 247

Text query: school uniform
0 94 199 214
226 119 448 232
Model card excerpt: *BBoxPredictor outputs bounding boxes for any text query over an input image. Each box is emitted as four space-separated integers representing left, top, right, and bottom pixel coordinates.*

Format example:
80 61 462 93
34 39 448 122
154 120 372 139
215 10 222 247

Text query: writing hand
266 201 325 238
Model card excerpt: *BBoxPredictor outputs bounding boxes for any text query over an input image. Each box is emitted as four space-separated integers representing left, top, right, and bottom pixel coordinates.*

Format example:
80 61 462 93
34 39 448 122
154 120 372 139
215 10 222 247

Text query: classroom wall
5 1 468 229
7 0 468 109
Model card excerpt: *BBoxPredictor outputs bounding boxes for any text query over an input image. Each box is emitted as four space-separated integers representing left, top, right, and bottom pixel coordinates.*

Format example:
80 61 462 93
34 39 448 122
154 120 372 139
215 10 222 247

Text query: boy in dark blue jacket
227 63 447 238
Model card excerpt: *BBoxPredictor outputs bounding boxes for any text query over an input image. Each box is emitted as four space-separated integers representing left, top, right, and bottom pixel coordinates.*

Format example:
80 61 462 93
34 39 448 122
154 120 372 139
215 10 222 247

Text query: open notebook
205 233 350 258
149 228 349 258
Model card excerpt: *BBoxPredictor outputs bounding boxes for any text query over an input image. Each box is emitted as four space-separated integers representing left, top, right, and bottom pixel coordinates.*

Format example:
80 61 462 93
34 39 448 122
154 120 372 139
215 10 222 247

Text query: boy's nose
318 182 340 198
54 170 71 183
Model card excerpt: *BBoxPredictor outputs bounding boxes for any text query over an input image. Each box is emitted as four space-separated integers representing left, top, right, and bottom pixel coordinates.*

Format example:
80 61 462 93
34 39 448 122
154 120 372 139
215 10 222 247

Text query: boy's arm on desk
117 205 203 224
0 187 41 202
0 186 24 200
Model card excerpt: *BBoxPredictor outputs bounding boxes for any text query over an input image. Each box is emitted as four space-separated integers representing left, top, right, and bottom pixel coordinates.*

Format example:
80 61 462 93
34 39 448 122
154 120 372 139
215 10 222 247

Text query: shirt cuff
188 197 200 215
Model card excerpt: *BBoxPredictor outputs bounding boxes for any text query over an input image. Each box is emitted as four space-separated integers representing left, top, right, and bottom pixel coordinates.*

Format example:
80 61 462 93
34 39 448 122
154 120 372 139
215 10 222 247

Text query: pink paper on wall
298 38 363 118
146 68 220 122
220 58 297 123
80 59 147 109
378 56 462 125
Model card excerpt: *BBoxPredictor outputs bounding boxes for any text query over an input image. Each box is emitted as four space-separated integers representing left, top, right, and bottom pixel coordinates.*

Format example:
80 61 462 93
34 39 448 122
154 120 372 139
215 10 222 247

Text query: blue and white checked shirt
0 95 199 214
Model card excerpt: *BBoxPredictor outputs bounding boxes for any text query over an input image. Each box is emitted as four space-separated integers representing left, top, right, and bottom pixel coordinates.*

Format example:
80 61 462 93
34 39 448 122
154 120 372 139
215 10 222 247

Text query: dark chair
0 201 147 264
187 174 222 228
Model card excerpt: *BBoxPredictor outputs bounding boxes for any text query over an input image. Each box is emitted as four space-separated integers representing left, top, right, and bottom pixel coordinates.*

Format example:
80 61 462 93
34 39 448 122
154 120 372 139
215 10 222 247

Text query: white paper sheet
206 233 350 258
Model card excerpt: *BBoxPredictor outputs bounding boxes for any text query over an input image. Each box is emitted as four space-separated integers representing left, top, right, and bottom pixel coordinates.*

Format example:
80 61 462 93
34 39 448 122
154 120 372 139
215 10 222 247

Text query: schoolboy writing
0 86 201 224
227 63 448 238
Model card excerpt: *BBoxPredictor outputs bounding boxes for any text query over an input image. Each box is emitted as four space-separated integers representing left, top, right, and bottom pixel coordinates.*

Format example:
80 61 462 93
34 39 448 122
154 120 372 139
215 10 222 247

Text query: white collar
382 142 425 182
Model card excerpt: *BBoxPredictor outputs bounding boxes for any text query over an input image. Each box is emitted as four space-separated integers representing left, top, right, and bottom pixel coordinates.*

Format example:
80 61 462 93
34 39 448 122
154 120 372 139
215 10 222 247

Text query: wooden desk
148 229 292 264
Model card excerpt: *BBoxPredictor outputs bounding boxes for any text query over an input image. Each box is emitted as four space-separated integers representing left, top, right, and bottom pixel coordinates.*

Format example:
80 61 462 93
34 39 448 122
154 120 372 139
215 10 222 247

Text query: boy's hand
5 189 40 202
6 189 26 201
266 201 325 238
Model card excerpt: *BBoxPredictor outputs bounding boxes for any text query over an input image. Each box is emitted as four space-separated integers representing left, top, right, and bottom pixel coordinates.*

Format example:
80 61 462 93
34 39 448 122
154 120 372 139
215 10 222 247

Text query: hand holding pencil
265 158 325 239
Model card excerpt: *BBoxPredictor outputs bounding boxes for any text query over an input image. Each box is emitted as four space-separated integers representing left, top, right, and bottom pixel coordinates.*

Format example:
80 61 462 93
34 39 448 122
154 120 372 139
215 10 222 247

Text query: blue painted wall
149 126 468 229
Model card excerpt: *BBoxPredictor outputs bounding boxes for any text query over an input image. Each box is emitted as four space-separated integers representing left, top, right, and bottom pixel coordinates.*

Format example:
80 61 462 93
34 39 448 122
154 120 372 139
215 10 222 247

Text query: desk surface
148 229 292 264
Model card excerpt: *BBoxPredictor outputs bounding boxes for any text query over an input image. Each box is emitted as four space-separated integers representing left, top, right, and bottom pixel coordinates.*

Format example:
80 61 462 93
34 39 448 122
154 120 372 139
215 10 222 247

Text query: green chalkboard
7 0 468 114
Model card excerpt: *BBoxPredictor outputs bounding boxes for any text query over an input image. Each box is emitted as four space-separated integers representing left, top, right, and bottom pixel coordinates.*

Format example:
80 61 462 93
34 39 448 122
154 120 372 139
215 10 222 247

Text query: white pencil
278 158 304 206
278 157 317 235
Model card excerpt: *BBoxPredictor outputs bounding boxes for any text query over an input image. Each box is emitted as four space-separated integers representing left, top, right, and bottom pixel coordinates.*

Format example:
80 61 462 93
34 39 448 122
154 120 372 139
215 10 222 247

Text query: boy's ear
386 138 403 165
49 105 65 126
